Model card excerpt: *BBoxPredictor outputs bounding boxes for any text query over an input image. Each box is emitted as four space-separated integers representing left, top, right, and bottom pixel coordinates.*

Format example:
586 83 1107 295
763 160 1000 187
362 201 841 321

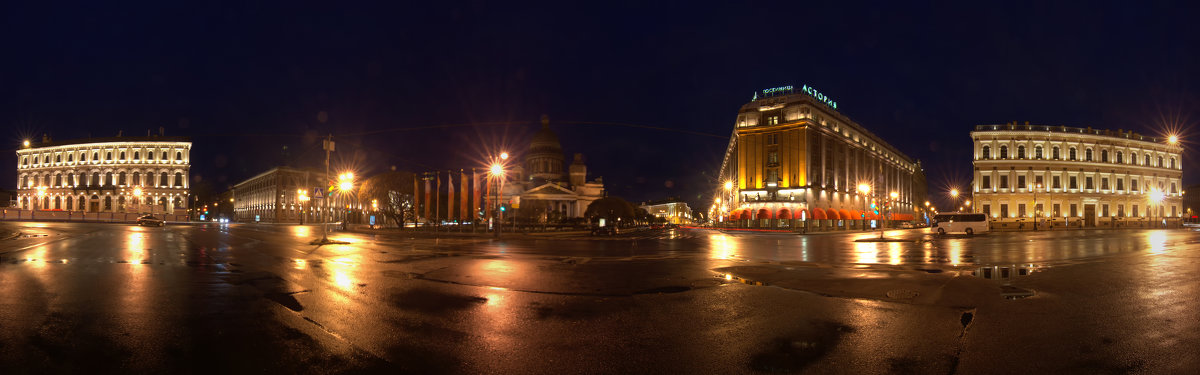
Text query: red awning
777 208 792 220
827 209 841 220
756 208 771 220
838 209 853 221
812 208 827 220
796 208 809 220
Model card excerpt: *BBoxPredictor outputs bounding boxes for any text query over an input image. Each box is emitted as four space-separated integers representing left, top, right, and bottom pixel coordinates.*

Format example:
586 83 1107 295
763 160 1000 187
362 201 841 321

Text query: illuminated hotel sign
755 84 839 110
800 84 837 109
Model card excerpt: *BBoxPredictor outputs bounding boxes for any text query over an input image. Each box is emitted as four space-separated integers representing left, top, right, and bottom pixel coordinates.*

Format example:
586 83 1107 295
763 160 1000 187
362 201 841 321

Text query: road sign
313 187 324 199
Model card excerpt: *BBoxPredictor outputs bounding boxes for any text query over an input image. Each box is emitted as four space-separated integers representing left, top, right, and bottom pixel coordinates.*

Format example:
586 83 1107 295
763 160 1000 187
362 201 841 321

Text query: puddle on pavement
717 272 770 286
969 264 1040 299
750 321 855 372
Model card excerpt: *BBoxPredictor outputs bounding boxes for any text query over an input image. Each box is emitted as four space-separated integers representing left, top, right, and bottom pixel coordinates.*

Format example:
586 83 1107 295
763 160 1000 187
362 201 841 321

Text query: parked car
591 226 619 236
136 215 165 227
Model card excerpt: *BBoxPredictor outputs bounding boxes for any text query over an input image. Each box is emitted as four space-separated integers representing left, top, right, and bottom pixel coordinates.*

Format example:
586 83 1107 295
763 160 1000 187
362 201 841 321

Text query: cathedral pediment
523 183 577 196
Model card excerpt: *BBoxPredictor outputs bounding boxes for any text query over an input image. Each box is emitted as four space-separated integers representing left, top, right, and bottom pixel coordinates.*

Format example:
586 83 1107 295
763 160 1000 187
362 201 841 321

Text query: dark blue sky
4 1 1198 210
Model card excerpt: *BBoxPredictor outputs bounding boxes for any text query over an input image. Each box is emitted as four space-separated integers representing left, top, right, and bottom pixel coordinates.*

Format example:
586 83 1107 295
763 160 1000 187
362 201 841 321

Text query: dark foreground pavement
0 221 1196 374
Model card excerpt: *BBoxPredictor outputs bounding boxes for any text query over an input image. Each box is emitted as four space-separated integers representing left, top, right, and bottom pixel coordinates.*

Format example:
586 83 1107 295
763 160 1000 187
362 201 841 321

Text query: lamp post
1150 188 1164 228
338 172 355 225
297 189 310 224
889 191 899 230
724 180 733 228
489 152 508 237
857 183 871 231
950 188 959 212
1032 183 1042 230
133 187 143 215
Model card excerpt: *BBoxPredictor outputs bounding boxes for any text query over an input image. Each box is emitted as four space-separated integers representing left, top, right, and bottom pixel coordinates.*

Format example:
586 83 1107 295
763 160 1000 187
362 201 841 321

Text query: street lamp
1168 135 1179 145
889 191 899 229
950 188 959 212
1150 188 1165 228
297 189 310 224
857 183 871 231
488 153 508 237
23 139 30 148
133 187 143 214
35 186 46 211
1032 183 1042 230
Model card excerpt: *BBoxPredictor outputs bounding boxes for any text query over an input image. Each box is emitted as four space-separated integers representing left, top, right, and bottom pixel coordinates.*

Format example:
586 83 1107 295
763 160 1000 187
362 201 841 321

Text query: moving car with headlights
136 215 166 227
931 213 988 235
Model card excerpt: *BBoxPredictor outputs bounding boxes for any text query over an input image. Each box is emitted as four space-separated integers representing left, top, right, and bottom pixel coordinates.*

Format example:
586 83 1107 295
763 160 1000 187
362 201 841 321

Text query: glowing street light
950 188 960 211
23 139 30 148
500 152 509 160
488 153 509 237
724 180 733 191
1168 135 1179 145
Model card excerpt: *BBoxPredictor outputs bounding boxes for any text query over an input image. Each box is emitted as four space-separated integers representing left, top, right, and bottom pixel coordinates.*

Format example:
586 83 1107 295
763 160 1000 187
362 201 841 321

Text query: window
161 151 168 160
1172 183 1177 194
1070 204 1078 217
1001 204 1009 218
1017 145 1026 159
767 116 779 125
1171 158 1177 169
1069 176 1078 189
1101 149 1108 162
1035 146 1043 159
175 151 183 161
1034 175 1044 187
148 152 154 161
1069 147 1077 160
983 204 991 216
120 151 126 160
1085 177 1093 190
1035 203 1044 216
767 152 778 164
1053 147 1060 160
93 152 99 161
106 152 113 161
1085 148 1092 161
1118 205 1125 217
766 133 780 145
67 153 73 162
119 172 126 185
1053 203 1061 217
1102 205 1109 217
982 176 991 189
1000 145 1008 159
982 146 991 159
160 172 168 186
1145 154 1151 165
1158 156 1163 167
1116 151 1123 164
1101 178 1109 190
1000 175 1009 189
55 154 61 163
1018 204 1026 217
1053 175 1062 189
92 172 100 186
105 172 113 186
1117 179 1124 191
133 172 140 186
1017 175 1026 188
1132 179 1139 191
175 172 184 187
1133 205 1140 217
133 152 140 160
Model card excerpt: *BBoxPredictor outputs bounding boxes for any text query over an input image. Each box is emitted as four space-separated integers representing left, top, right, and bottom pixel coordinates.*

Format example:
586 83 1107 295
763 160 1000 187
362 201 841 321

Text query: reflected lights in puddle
887 242 902 265
127 232 146 264
1148 231 1168 255
292 226 312 238
293 259 308 270
947 240 964 266
708 234 739 260
854 242 878 264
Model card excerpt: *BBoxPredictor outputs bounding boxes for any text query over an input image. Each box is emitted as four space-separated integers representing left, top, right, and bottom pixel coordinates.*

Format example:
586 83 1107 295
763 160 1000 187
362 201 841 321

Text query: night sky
5 2 1199 211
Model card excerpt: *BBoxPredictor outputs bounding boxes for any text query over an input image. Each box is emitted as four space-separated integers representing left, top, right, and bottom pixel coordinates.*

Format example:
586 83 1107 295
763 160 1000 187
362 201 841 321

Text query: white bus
931 213 989 235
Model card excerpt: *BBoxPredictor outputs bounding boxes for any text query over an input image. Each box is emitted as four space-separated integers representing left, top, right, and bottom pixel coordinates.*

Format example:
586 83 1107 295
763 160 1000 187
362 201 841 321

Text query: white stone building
15 135 192 214
972 123 1183 228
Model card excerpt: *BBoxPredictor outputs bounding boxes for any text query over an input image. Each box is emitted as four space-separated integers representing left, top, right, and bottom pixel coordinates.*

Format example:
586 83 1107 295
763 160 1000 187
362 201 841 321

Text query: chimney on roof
159 126 165 136
117 130 122 137
42 133 50 143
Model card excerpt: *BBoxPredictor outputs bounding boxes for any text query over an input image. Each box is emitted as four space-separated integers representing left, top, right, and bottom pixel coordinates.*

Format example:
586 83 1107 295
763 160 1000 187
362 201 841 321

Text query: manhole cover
1000 285 1035 300
886 289 921 299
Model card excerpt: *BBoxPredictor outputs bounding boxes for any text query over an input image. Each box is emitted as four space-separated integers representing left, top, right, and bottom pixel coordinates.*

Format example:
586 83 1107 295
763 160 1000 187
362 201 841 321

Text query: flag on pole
472 169 482 220
413 172 420 222
423 173 431 221
435 171 441 223
447 171 456 222
460 169 468 221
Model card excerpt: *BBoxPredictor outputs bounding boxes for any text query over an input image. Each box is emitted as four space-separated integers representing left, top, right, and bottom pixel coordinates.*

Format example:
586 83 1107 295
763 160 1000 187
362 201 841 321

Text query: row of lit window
979 203 1177 218
979 145 1178 169
21 171 186 188
20 149 187 168
979 174 1178 194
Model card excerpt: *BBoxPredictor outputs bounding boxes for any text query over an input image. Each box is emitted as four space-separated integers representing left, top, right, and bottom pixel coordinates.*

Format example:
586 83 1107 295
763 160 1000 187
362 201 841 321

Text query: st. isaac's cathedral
500 115 605 223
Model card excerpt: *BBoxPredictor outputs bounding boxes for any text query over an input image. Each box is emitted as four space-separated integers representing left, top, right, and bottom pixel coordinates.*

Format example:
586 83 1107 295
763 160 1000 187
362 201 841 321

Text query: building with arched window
713 85 926 231
16 135 191 214
972 123 1183 228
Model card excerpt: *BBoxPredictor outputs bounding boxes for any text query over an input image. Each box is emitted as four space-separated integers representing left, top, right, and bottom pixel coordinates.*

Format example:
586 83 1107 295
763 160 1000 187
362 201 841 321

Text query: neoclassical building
230 167 328 223
715 85 925 230
971 123 1183 228
15 135 192 214
495 116 605 222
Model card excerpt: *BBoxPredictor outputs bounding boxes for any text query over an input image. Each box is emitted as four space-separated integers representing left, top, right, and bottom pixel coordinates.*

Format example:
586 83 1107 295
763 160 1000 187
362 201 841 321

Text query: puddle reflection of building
972 264 1039 280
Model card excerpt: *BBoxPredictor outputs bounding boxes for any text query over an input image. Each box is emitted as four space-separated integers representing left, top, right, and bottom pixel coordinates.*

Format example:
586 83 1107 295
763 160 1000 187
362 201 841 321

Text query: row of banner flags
414 169 496 223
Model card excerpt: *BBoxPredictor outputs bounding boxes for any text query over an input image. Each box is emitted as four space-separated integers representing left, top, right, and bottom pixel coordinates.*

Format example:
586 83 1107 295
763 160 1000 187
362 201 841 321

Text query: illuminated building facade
640 200 693 224
971 123 1183 228
15 135 192 214
230 167 329 223
714 85 924 230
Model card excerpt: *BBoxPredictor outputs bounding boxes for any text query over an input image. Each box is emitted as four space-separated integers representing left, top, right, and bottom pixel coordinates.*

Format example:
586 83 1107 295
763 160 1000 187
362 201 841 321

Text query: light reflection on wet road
0 222 1197 373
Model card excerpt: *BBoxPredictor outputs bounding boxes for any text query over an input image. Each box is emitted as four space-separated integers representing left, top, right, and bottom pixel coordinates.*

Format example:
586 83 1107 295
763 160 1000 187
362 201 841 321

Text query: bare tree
358 171 416 229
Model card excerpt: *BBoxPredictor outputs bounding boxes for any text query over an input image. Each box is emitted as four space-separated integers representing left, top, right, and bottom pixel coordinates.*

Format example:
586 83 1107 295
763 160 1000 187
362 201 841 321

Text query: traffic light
500 205 507 212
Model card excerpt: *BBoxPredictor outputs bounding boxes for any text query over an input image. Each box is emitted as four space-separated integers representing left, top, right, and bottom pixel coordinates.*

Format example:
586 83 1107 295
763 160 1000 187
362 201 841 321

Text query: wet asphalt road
0 222 1197 374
